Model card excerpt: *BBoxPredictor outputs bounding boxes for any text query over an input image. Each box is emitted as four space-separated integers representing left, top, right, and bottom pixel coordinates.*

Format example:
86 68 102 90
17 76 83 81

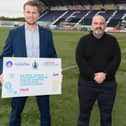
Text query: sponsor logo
32 60 39 69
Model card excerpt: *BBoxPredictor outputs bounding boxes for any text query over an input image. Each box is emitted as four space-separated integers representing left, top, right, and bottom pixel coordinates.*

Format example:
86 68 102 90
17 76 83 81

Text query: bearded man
76 15 121 126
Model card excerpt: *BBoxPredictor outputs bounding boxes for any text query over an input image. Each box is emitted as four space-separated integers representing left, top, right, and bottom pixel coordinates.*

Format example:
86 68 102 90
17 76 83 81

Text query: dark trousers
78 78 116 126
9 95 51 126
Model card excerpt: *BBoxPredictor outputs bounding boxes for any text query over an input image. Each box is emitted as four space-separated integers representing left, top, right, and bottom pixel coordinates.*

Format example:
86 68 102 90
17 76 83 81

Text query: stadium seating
39 9 126 28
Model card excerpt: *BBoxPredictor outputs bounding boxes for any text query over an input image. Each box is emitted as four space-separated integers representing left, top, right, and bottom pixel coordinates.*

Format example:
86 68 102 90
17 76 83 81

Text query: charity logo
4 82 17 95
6 61 13 68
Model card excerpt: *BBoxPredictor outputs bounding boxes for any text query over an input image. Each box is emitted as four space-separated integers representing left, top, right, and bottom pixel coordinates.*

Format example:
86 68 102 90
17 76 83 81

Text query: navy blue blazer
0 25 57 73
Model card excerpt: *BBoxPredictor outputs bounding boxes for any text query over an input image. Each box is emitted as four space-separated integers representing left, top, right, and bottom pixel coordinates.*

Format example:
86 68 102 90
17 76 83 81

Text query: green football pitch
0 27 126 126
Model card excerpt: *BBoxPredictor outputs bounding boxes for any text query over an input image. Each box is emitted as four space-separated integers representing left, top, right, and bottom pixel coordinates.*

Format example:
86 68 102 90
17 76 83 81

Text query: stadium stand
39 0 126 31
40 0 124 6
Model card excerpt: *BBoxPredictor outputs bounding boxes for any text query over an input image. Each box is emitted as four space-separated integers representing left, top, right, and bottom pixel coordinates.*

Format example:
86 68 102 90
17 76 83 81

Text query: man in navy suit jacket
0 1 57 126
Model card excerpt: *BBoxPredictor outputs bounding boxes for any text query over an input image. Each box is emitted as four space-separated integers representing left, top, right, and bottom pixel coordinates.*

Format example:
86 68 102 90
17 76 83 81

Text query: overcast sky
0 0 27 17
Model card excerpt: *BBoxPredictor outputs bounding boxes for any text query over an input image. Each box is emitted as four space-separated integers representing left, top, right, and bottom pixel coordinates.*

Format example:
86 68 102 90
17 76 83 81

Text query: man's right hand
0 74 3 84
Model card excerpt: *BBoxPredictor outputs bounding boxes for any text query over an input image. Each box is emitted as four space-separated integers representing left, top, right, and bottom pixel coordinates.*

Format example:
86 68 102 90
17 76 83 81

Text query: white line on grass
62 65 77 72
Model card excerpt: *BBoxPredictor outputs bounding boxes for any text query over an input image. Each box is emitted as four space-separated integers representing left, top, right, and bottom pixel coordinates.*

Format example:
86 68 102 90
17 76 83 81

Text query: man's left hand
94 72 106 84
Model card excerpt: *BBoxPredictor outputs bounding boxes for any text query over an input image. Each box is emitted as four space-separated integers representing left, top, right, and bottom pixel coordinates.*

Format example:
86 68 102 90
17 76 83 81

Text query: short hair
92 15 106 23
23 0 44 15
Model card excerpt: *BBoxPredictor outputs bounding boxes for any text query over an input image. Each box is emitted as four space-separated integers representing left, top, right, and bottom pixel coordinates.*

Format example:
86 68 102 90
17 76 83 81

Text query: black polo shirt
76 32 121 81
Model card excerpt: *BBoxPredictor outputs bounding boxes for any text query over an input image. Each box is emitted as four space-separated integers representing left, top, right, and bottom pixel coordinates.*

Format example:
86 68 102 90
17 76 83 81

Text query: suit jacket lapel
21 25 27 56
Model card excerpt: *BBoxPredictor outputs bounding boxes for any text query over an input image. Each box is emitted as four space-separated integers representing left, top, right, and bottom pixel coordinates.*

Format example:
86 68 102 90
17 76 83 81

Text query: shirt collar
25 23 39 32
